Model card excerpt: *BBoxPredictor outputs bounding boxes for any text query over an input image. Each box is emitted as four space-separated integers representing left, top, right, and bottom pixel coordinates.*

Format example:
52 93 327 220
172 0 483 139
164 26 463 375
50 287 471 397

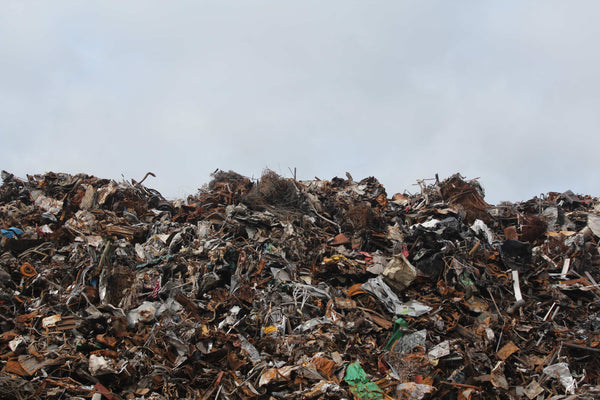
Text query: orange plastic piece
347 283 366 297
20 263 37 277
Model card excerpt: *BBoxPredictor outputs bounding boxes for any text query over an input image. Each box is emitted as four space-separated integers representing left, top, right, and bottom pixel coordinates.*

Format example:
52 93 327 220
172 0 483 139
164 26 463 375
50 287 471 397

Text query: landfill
1 169 600 399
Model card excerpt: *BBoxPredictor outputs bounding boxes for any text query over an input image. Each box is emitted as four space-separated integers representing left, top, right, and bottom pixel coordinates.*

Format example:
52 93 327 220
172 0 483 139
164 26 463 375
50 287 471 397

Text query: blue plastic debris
1 227 24 239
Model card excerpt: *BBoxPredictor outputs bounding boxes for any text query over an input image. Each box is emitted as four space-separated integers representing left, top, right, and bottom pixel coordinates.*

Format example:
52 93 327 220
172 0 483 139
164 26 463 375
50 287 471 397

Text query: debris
428 340 451 361
259 365 298 386
19 262 36 277
524 380 544 399
1 227 23 239
496 341 519 361
2 169 600 398
390 329 427 354
543 363 577 394
471 219 493 244
396 382 435 400
385 317 408 350
382 254 417 292
344 362 384 400
490 361 509 390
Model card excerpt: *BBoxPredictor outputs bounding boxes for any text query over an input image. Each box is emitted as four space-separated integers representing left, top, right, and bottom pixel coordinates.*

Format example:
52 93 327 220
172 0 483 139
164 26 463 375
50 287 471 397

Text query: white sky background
1 1 599 204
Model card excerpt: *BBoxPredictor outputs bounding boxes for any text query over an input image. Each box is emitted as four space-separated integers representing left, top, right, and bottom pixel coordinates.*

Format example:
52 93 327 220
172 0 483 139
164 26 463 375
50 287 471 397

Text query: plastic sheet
344 362 384 400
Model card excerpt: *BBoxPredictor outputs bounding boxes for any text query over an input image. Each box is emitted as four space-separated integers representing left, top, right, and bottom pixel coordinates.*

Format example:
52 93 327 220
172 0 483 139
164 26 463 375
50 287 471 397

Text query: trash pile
2 169 600 399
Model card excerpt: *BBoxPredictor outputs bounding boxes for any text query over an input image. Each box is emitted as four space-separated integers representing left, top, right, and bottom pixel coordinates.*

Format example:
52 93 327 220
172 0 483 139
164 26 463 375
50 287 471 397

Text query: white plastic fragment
362 276 431 316
9 336 24 352
383 254 417 291
587 214 600 237
512 270 523 302
42 314 62 328
419 219 440 229
218 306 241 330
88 355 111 376
38 224 53 234
396 382 435 400
543 363 576 394
135 243 146 261
126 301 158 327
396 300 433 317
471 219 494 244
428 340 451 361
560 258 571 280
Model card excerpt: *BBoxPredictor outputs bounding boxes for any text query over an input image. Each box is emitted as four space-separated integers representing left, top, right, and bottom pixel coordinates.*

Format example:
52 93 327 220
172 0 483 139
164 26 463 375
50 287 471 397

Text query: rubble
1 169 600 399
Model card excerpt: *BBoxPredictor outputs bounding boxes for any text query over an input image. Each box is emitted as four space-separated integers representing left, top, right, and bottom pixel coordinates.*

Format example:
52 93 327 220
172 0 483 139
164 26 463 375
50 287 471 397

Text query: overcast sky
2 1 599 204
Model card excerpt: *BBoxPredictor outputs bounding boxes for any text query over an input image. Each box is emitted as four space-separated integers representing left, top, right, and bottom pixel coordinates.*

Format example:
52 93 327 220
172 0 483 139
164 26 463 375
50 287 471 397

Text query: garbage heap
1 169 600 400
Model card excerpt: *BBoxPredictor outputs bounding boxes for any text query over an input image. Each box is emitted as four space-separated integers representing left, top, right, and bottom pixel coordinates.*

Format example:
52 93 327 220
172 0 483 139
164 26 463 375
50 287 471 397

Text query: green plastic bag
384 317 408 350
344 362 384 400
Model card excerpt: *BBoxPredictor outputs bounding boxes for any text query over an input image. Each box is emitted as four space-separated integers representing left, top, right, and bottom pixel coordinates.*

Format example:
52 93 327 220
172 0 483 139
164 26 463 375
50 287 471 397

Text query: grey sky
2 1 599 204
